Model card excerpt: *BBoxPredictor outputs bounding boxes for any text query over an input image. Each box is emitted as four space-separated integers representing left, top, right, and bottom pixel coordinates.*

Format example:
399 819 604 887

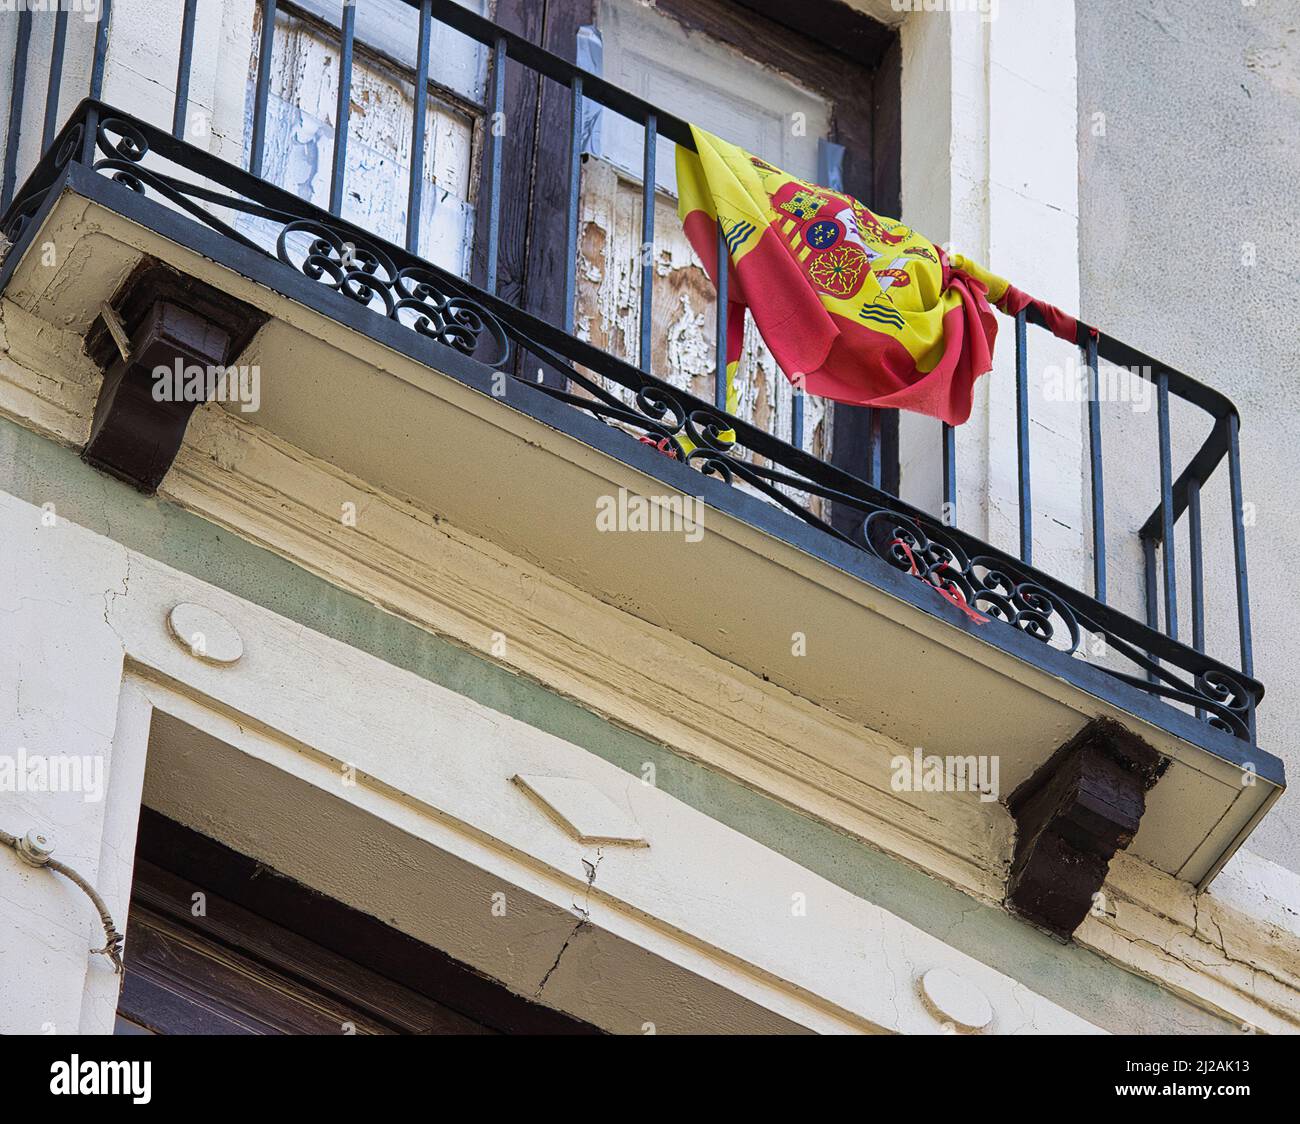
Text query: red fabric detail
890 537 988 625
685 212 1078 427
859 270 999 425
995 283 1079 345
686 213 1006 426
637 435 679 459
682 211 757 373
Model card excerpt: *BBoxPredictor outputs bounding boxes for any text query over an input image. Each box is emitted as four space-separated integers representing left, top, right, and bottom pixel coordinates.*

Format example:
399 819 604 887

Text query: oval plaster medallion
167 602 244 665
919 967 993 1032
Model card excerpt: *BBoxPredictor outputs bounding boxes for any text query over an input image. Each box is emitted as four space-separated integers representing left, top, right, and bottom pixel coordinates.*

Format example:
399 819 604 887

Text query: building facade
0 0 1297 1035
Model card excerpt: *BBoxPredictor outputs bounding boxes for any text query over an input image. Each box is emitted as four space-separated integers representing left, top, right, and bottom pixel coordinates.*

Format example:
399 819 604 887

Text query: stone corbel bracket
1006 717 1168 940
82 260 267 493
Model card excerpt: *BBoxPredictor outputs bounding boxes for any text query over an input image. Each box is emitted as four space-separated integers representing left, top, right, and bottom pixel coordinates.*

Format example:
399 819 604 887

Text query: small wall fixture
919 967 993 1033
167 602 244 666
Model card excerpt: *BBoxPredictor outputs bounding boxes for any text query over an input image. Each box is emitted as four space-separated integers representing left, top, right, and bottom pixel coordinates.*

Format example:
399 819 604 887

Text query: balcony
0 1 1282 930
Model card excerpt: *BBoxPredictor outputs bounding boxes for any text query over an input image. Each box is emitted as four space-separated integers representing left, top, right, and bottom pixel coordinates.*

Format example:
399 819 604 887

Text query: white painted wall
0 490 1104 1035
1076 0 1300 874
897 3 1086 593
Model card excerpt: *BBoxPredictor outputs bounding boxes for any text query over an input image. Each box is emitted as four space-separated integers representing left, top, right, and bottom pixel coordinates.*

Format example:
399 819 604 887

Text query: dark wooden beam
830 32 902 528
731 0 895 70
81 260 266 493
133 808 599 1035
469 0 547 315
660 0 894 78
1005 717 1167 940
471 0 594 389
521 0 595 388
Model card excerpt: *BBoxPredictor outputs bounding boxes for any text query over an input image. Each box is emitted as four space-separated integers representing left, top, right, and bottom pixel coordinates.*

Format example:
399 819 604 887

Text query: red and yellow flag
676 125 1077 426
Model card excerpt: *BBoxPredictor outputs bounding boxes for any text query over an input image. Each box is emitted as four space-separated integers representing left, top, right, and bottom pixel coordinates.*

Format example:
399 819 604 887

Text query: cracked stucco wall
1077 0 1300 873
0 416 1256 1034
0 506 136 1035
0 482 1112 1034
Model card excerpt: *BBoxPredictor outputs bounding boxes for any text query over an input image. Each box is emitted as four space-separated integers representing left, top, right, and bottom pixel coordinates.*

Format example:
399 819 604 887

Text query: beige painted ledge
1 299 1298 1032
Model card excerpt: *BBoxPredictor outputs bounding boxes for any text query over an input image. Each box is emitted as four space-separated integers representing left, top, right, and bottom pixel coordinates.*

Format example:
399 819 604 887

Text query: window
562 0 900 506
575 0 835 469
117 808 596 1035
242 0 488 276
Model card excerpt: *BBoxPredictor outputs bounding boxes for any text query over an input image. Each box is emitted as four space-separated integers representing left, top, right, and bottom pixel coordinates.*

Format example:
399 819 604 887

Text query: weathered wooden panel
573 159 829 514
245 4 478 275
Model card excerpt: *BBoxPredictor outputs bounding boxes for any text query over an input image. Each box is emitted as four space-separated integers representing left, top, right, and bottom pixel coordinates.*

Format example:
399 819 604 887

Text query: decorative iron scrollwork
3 104 1254 742
864 509 1082 650
85 118 508 366
394 266 507 361
1 122 83 242
277 220 399 316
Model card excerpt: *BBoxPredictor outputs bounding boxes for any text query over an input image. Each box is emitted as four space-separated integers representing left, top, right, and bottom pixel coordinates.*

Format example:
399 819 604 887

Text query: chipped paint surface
244 5 477 275
575 159 830 513
236 5 830 516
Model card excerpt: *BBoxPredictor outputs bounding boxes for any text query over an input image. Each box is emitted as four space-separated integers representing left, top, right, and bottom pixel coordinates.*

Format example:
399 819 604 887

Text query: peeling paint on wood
245 5 477 274
574 159 830 514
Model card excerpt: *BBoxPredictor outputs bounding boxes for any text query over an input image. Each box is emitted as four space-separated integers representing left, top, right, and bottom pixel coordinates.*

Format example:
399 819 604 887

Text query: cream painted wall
1076 0 1300 873
0 488 1104 1035
897 3 1088 595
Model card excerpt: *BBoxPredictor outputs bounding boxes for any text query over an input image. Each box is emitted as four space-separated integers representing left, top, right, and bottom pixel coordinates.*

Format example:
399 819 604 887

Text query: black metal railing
0 1 1260 744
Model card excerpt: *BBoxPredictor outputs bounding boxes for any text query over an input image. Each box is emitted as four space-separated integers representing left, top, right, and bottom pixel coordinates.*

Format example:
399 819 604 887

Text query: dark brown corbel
1005 717 1167 939
82 260 267 493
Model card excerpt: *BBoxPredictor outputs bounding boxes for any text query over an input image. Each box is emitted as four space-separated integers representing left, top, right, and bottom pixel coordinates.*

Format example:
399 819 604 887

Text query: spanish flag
675 126 1077 426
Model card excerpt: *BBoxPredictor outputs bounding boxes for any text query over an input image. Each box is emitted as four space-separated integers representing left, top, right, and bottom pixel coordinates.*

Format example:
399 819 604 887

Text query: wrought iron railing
0 1 1260 744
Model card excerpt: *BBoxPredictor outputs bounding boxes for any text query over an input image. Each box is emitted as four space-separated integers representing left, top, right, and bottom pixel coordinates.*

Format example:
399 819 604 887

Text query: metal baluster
1222 413 1253 670
942 422 957 526
1187 475 1206 721
406 0 432 254
639 112 656 372
1086 333 1106 602
714 219 727 412
1227 412 1254 680
1156 371 1178 639
249 0 277 176
328 0 357 216
2 7 32 213
1227 413 1256 741
43 3 69 151
1014 308 1032 563
792 390 804 449
1143 536 1159 684
90 0 112 101
868 408 882 488
483 36 505 295
172 0 198 140
1187 478 1205 652
563 74 583 333
80 103 99 166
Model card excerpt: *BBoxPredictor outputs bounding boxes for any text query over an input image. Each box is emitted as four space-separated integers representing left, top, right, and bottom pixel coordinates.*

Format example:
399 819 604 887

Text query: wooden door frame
474 0 903 504
118 809 599 1035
